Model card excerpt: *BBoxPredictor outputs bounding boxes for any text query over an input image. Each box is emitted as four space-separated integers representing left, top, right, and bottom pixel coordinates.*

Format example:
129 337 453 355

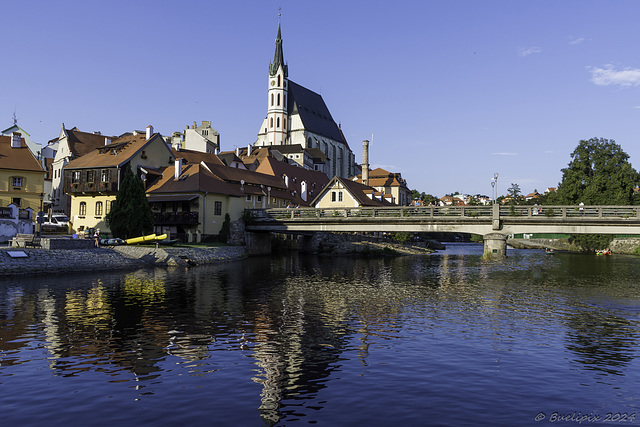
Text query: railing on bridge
248 205 640 221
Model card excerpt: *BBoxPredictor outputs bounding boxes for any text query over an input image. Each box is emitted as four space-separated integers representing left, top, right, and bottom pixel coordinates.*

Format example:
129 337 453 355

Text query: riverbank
0 245 248 276
508 237 640 254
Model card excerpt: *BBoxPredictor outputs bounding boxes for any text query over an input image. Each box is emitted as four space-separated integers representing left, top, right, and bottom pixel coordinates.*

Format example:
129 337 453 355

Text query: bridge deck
245 205 640 235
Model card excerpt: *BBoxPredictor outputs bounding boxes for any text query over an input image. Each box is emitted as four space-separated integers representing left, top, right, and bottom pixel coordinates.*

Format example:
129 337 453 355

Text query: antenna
12 111 18 126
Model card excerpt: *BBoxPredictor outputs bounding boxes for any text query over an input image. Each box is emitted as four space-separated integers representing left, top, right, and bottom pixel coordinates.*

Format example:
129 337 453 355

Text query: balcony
67 181 116 193
154 211 199 225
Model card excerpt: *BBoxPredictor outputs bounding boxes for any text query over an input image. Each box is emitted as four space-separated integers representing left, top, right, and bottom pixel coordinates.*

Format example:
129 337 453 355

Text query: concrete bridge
245 205 640 258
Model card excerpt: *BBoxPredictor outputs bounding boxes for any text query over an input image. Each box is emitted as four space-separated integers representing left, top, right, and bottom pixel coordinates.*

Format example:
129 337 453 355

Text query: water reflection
1 247 639 425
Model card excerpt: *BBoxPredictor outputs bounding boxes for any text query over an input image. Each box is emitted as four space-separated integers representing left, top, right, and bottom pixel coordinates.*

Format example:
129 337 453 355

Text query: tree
507 183 521 199
549 138 639 205
106 164 154 239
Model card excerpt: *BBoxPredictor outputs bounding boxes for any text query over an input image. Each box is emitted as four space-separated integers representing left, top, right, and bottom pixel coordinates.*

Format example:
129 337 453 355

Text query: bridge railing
249 205 640 221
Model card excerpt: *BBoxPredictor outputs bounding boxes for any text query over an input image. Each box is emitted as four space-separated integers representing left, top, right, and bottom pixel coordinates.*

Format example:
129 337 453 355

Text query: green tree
106 164 154 239
549 138 639 205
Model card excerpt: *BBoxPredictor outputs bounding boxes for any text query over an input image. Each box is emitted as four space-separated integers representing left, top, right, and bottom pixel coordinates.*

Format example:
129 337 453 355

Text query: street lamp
493 173 499 204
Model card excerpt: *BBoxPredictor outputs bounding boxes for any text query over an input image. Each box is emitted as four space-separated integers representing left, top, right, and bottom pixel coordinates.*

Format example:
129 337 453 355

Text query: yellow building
312 176 393 208
0 132 46 211
63 127 174 235
146 157 292 242
351 167 412 206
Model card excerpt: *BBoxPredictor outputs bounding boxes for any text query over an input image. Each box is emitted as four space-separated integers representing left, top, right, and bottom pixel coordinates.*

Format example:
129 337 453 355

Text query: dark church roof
288 80 347 145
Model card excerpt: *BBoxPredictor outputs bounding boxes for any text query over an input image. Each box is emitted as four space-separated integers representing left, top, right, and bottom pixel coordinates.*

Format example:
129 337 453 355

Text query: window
86 170 95 183
11 177 23 187
271 93 274 106
79 202 87 216
339 192 343 202
270 118 273 128
106 200 112 214
277 117 280 128
72 171 80 183
101 169 110 182
246 195 252 202
277 75 281 86
95 201 103 216
257 195 262 202
331 191 336 202
277 93 281 106
214 201 222 216
11 198 21 207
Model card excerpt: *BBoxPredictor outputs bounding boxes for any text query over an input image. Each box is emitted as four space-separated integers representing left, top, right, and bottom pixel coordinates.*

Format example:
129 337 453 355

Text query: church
254 21 357 180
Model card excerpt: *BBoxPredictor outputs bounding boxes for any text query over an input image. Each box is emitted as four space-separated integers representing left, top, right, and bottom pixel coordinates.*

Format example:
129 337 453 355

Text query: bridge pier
483 233 507 260
245 232 272 255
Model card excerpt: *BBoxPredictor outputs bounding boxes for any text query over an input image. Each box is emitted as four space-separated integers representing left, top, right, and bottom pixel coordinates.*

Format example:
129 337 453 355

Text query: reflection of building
254 21 356 179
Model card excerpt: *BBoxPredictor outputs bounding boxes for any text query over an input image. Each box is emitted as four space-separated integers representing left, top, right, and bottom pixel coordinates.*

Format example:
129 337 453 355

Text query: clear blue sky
4 1 640 198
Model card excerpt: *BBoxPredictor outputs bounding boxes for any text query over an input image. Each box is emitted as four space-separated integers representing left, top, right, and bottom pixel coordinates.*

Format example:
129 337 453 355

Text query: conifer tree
106 164 154 239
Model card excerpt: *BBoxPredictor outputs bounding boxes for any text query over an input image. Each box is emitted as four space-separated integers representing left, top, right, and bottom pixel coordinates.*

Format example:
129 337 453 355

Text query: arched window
284 94 286 107
270 118 274 128
271 93 274 106
277 93 280 106
79 202 86 216
277 75 281 86
277 117 280 128
95 201 103 216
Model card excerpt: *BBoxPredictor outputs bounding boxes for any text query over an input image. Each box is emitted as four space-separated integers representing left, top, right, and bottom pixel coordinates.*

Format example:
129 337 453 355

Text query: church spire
269 18 287 77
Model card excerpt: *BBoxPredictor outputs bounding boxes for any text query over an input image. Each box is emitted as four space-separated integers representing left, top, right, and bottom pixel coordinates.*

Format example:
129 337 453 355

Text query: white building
254 21 356 179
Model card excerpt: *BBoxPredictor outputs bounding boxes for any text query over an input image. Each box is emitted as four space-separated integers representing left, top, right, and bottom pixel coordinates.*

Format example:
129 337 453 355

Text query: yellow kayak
125 234 157 244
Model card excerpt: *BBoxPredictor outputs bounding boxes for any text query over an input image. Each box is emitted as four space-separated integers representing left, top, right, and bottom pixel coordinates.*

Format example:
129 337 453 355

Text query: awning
146 194 198 203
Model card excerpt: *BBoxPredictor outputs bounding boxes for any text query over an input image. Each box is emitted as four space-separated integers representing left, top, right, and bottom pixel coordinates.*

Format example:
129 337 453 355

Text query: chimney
146 125 153 140
362 139 370 186
235 147 240 156
94 131 101 135
10 132 21 148
104 137 111 146
174 158 183 180
247 144 252 156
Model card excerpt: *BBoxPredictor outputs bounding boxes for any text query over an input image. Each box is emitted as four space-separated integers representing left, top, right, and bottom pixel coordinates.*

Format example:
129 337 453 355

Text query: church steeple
269 20 287 77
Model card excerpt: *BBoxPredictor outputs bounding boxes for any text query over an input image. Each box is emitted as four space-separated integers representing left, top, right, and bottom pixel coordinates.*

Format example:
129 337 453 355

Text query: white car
41 214 70 232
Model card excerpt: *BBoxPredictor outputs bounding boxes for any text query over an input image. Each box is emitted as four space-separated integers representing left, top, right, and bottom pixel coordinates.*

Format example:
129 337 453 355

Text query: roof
0 135 45 172
353 168 409 189
172 148 225 166
65 127 117 157
64 133 167 169
147 164 243 197
288 80 346 144
255 156 330 206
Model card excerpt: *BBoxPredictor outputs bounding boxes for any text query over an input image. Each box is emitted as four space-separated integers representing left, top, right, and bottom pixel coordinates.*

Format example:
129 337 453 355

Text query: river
1 243 639 426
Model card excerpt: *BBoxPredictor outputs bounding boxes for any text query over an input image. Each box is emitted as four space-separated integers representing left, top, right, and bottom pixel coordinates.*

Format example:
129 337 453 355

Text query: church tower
266 18 288 146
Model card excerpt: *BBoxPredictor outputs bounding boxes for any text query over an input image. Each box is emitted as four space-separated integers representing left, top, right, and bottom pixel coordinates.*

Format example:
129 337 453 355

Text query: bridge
245 205 640 258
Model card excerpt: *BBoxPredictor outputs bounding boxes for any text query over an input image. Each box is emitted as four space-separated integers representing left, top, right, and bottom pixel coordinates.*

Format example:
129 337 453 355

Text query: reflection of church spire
269 18 288 77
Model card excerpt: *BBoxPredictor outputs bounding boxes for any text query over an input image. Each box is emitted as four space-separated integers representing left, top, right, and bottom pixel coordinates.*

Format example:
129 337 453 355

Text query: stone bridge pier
483 233 508 260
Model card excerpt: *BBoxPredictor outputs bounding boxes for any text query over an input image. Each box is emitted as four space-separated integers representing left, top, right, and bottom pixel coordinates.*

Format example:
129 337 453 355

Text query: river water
1 243 639 426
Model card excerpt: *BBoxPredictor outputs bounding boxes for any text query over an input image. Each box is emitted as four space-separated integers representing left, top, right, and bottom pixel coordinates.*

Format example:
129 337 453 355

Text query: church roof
288 80 347 145
269 21 288 77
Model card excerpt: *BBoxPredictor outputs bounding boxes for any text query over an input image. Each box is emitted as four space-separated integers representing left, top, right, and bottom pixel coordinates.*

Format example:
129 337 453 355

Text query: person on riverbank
93 229 100 248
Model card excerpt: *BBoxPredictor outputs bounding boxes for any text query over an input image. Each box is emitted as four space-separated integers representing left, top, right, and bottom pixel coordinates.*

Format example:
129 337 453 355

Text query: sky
3 0 640 198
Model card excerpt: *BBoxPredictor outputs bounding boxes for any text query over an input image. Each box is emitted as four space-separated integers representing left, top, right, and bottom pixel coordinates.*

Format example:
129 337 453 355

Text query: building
311 176 393 208
48 125 118 215
0 132 46 212
254 21 356 179
168 121 220 154
146 157 293 242
352 167 412 206
62 126 174 235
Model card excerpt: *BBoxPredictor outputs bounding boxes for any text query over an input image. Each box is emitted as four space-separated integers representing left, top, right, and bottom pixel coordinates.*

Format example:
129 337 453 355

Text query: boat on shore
125 234 168 245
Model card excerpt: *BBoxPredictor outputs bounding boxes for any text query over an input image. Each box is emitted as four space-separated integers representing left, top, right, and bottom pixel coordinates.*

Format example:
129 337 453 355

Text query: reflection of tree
565 311 638 376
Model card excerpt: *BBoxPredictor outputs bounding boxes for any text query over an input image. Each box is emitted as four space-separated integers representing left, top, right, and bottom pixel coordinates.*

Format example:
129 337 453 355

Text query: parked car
41 214 70 232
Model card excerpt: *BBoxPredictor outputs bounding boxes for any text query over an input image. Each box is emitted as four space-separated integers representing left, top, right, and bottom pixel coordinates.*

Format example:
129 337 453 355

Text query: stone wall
0 245 247 276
